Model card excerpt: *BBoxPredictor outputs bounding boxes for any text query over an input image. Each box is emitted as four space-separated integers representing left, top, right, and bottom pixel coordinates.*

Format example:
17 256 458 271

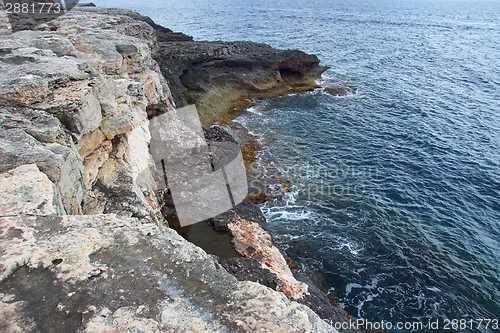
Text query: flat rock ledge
0 164 336 333
0 6 342 333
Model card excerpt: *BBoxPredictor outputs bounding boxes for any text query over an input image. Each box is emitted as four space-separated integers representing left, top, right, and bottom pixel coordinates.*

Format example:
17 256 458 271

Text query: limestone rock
0 164 64 217
0 107 85 215
155 40 329 125
0 168 337 332
0 5 176 222
229 217 309 300
35 79 102 137
0 106 63 143
77 128 106 160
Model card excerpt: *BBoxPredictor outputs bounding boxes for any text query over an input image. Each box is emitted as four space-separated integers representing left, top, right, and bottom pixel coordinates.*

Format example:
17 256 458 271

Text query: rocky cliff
155 39 328 126
0 5 356 332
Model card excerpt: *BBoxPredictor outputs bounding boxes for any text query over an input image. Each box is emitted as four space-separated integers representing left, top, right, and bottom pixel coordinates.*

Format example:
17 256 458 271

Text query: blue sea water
96 0 500 331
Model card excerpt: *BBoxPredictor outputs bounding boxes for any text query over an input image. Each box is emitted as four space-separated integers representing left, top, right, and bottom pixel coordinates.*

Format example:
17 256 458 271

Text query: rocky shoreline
0 5 359 332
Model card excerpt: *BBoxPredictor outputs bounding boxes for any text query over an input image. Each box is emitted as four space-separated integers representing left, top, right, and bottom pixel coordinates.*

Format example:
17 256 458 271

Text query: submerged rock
324 85 355 96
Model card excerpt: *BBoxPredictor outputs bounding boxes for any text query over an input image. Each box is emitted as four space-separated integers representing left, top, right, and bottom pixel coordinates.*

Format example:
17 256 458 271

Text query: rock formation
0 5 359 332
153 33 329 126
0 164 336 332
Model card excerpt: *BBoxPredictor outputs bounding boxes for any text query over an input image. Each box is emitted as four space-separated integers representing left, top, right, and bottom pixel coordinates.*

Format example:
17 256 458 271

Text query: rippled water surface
97 0 500 330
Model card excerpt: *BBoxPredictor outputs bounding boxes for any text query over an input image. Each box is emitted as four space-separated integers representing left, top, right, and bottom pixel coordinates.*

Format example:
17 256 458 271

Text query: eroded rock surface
228 217 309 300
0 164 337 332
0 6 172 221
155 38 329 126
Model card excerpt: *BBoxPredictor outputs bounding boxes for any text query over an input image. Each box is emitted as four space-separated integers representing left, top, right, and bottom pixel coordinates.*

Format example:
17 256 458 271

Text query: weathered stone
0 168 337 332
77 128 106 159
140 68 171 106
0 301 35 332
155 40 329 126
34 80 102 137
0 107 63 144
0 33 90 107
0 5 179 222
228 216 309 300
43 143 86 215
30 34 77 57
100 106 135 139
221 257 286 291
0 164 64 217
82 140 112 189
0 123 84 215
0 74 51 107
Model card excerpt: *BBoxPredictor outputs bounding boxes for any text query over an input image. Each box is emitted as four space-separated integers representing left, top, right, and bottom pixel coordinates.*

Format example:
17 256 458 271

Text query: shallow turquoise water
96 0 500 330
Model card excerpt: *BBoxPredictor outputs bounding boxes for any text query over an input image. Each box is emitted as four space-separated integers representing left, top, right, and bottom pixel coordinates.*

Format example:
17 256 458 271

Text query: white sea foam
246 106 263 115
264 209 312 221
356 292 380 318
339 241 364 255
426 286 441 293
345 283 363 296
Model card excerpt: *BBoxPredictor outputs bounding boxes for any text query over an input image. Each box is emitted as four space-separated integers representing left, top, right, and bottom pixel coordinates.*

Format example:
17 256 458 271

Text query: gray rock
0 6 177 221
0 107 84 214
0 169 337 332
0 164 64 217
30 34 78 57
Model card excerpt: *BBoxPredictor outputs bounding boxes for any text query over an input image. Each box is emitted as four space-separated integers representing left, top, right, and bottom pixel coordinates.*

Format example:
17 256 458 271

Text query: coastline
0 4 360 332
80 0 500 326
139 8 365 331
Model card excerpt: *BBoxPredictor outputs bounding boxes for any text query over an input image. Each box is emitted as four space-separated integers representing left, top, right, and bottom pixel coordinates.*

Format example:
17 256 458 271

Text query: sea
95 0 500 331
